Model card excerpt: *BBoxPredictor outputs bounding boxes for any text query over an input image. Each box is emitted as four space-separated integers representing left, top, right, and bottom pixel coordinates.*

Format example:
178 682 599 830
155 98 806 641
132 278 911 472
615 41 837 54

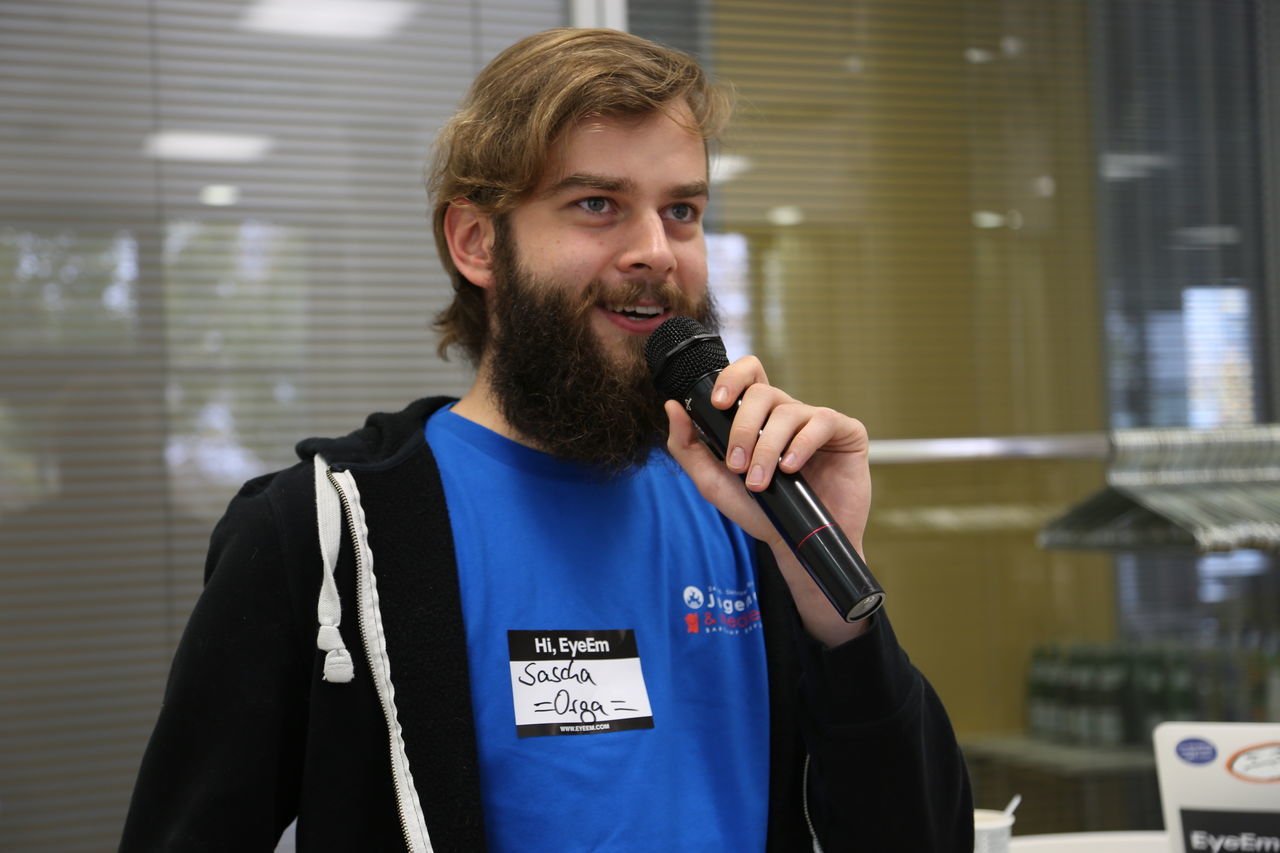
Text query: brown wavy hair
428 28 733 363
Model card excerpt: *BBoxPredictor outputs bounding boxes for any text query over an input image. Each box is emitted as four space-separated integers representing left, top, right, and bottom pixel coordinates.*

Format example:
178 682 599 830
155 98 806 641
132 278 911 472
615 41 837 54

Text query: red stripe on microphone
795 523 834 550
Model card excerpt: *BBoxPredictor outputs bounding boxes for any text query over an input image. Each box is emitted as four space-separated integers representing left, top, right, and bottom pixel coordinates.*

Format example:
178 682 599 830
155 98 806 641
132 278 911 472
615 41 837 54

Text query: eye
665 202 700 223
576 196 614 215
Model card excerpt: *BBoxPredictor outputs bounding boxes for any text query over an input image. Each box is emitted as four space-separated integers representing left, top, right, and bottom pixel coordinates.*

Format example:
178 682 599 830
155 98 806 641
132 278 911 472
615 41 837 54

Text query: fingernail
712 386 728 405
781 452 797 470
747 464 764 487
729 446 745 470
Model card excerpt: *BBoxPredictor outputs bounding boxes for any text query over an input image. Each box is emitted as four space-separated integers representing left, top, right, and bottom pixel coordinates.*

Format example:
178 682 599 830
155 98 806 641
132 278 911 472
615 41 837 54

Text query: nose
617 211 676 276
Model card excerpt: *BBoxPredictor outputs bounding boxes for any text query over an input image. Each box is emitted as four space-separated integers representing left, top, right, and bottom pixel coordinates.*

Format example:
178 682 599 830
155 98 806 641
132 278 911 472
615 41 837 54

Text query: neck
450 361 536 449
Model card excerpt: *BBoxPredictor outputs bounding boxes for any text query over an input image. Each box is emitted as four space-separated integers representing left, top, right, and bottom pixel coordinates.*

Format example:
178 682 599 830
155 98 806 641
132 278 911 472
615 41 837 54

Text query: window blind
0 1 562 848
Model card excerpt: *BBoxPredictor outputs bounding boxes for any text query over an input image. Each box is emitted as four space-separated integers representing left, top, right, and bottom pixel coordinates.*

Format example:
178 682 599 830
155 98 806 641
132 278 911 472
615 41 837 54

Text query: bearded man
122 28 972 853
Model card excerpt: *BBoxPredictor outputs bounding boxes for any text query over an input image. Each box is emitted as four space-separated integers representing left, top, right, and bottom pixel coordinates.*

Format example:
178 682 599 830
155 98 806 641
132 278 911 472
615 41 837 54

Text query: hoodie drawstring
314 453 354 683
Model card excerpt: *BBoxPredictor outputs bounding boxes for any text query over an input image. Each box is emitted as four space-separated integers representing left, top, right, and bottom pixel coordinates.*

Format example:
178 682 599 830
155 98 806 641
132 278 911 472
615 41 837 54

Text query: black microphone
645 317 884 622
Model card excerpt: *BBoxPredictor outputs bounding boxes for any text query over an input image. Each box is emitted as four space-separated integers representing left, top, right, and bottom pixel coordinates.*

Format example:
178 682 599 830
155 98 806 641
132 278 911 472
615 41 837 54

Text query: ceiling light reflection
240 0 416 39
200 185 241 206
709 153 751 185
768 206 804 227
145 131 273 162
971 210 1005 229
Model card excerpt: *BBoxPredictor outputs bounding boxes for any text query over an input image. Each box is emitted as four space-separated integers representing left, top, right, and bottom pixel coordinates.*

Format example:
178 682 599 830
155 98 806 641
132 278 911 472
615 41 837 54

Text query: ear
443 201 497 289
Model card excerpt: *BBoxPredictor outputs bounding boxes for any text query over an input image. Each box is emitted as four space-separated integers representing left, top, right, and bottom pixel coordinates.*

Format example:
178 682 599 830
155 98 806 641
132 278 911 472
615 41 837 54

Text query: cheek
525 236 612 284
677 247 709 289
507 212 603 280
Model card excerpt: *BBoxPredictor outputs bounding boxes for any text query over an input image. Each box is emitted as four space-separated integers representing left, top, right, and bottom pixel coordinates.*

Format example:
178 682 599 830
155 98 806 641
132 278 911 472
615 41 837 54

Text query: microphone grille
644 317 730 400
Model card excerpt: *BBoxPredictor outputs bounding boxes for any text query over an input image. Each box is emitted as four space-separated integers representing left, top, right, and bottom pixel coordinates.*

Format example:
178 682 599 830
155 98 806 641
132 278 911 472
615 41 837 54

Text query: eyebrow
540 173 709 201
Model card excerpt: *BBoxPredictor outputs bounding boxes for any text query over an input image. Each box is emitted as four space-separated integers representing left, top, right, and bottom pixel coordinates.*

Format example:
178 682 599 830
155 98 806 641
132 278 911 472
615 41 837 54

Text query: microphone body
646 319 884 622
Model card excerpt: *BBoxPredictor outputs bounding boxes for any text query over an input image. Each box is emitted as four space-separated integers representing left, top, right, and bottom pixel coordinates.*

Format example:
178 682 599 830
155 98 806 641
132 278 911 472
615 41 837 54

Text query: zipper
326 467 418 853
803 753 824 853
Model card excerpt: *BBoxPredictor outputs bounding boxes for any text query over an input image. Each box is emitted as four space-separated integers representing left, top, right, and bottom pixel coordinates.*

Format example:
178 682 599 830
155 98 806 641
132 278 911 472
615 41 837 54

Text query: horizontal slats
1 1 560 849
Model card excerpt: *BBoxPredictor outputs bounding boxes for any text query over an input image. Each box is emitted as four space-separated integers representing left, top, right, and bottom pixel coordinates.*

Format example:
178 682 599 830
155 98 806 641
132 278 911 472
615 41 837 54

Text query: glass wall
633 0 1279 836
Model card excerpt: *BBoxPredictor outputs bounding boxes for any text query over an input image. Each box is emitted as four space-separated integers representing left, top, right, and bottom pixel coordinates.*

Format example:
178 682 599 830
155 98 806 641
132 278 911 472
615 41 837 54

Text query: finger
745 401 820 489
723 383 794 477
777 411 871 476
664 399 698 454
765 405 847 474
664 400 720 476
709 356 768 410
740 403 865 491
665 401 778 544
666 401 751 505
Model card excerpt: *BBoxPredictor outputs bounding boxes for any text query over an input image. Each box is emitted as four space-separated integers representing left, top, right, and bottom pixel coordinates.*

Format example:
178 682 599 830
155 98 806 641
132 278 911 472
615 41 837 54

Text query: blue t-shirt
426 407 770 851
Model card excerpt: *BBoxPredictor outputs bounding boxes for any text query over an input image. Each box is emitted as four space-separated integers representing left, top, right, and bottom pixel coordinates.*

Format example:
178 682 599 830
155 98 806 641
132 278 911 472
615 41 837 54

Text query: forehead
536 103 708 192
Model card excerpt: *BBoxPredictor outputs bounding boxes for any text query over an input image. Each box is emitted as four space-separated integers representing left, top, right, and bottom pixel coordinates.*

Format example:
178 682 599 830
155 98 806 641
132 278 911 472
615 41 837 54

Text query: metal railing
870 433 1110 464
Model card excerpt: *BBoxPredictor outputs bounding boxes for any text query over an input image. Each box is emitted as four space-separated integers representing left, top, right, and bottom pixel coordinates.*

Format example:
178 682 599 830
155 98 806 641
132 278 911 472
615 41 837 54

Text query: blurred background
2 0 1278 847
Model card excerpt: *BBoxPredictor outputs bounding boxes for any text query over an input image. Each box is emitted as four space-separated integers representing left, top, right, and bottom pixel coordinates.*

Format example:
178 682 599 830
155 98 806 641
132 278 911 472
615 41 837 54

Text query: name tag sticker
507 629 654 738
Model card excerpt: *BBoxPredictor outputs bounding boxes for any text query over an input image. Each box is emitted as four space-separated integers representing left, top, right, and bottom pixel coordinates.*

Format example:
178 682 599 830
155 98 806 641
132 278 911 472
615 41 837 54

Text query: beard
485 226 718 475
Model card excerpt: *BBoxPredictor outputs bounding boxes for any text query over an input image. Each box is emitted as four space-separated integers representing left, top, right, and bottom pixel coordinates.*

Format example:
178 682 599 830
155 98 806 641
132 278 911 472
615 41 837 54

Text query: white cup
973 808 1015 853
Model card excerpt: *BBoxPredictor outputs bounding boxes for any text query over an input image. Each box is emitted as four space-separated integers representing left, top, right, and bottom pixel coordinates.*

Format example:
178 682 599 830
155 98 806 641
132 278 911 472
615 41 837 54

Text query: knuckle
729 421 758 446
753 440 784 462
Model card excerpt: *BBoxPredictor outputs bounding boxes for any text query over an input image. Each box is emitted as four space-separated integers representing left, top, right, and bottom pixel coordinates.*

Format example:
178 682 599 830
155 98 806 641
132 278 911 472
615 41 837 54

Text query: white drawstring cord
314 453 354 683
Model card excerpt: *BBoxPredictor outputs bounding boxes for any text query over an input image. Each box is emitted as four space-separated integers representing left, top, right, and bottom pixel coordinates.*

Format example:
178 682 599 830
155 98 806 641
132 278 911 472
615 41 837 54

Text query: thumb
664 400 721 478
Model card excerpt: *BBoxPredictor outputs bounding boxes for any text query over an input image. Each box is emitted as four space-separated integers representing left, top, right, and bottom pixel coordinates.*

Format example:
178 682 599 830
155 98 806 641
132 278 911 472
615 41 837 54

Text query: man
122 28 972 852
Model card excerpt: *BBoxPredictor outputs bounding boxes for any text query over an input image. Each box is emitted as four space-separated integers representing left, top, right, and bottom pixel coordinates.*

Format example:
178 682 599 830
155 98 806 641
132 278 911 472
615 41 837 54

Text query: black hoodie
121 397 973 852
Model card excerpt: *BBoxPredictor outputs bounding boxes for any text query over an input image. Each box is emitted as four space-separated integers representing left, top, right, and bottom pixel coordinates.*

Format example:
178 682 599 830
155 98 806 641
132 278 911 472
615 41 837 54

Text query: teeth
609 304 663 316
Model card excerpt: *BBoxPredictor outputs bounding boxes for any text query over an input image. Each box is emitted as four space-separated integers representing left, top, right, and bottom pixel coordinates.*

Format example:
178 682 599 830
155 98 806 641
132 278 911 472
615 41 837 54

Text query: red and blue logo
679 583 761 636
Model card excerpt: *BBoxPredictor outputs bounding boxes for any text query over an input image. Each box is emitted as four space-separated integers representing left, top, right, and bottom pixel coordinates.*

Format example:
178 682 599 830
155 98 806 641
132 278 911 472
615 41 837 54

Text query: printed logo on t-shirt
679 581 762 636
507 629 654 738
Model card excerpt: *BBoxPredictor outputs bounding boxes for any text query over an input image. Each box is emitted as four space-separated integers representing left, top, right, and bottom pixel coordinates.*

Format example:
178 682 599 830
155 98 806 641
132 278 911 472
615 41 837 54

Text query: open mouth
606 303 666 321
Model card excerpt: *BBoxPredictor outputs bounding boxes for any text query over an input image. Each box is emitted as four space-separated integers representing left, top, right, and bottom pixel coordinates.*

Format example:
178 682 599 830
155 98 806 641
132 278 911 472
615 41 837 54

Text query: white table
1010 831 1169 852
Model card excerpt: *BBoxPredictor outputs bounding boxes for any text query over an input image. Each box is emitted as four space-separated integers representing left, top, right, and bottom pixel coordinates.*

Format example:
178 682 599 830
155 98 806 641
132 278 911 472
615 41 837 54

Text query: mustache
569 279 708 323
